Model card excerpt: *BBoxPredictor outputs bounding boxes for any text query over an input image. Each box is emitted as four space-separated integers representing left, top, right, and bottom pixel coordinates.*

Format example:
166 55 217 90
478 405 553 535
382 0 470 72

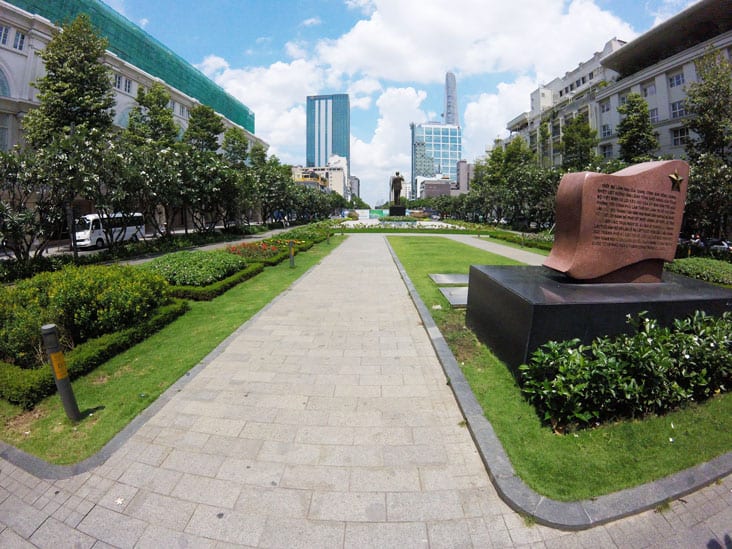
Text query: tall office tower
306 94 350 176
444 72 458 126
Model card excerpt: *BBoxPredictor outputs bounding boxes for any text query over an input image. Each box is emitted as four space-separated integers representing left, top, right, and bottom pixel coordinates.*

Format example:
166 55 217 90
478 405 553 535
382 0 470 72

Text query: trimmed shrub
0 265 169 369
141 250 248 287
665 257 732 286
0 299 189 409
519 311 732 430
169 263 264 300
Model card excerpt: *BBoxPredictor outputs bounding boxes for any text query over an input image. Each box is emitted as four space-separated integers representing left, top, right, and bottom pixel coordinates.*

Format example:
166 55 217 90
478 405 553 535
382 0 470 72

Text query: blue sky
102 0 698 206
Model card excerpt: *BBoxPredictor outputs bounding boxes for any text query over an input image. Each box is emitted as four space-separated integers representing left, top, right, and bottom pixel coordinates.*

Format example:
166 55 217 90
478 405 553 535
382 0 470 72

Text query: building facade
0 0 264 152
306 93 350 177
410 122 462 199
504 0 732 166
409 72 463 199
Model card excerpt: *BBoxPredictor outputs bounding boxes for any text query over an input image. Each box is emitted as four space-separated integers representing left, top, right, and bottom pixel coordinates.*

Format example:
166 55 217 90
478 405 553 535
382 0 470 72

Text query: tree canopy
616 93 659 163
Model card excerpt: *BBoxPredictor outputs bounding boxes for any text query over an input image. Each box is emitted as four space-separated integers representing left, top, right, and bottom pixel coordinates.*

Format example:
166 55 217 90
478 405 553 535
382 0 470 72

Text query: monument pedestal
389 205 406 216
466 265 732 372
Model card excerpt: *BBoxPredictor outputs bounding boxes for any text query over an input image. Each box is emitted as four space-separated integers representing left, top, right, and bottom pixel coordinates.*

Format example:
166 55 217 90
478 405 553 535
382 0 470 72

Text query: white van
74 212 145 249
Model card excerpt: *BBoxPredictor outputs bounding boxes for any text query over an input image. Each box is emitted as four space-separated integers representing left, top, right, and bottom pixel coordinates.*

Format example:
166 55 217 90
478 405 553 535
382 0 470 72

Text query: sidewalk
0 234 729 547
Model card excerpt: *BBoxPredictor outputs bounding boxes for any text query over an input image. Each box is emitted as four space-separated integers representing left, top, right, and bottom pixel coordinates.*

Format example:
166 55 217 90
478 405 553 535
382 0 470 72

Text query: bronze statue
390 171 404 205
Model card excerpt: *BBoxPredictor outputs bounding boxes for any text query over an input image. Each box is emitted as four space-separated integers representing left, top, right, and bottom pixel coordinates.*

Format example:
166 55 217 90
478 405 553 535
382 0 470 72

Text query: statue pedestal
466 265 732 373
389 206 406 216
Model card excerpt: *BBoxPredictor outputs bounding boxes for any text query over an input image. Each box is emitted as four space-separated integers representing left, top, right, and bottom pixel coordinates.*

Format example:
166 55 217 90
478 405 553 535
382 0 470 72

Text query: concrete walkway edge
385 236 732 531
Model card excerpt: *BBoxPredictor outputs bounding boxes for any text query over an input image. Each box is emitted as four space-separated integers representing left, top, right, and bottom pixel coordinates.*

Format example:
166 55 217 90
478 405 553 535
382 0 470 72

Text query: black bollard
288 240 295 268
41 324 82 422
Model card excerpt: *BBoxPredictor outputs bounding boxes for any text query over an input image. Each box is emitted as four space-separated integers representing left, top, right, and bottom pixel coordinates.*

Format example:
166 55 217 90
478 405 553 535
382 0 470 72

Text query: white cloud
101 0 126 15
301 17 322 27
285 41 308 59
139 18 149 28
351 87 427 206
463 76 538 161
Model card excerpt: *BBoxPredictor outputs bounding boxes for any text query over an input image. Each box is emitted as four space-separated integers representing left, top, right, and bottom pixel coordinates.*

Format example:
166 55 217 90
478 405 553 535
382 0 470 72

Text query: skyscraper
444 72 458 126
306 94 350 176
409 73 462 198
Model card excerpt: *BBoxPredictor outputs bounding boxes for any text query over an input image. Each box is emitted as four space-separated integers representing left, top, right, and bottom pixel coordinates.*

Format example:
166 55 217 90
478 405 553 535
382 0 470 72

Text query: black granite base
466 265 732 372
389 205 406 216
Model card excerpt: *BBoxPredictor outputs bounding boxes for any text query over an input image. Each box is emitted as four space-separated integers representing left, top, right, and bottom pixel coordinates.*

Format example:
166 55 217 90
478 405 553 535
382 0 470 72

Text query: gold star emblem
668 170 684 192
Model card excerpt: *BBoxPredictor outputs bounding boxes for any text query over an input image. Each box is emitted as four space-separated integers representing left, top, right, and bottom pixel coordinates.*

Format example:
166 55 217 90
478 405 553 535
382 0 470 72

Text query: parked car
706 239 731 253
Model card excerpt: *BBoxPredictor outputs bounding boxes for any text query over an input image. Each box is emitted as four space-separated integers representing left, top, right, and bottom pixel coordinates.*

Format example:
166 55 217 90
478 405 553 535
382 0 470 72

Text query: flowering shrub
519 311 732 430
141 250 248 287
0 265 169 368
226 241 283 261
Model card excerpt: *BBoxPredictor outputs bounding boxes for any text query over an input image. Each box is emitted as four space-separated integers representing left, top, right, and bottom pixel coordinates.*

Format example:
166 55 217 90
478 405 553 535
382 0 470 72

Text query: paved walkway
0 234 730 547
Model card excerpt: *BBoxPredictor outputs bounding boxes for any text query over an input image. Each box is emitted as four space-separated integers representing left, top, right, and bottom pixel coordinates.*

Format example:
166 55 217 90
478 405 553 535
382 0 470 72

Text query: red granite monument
467 159 732 370
544 160 689 283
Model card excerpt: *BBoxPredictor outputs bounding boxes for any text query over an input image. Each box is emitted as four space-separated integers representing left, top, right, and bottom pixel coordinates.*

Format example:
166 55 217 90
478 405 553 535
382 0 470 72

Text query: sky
101 0 699 207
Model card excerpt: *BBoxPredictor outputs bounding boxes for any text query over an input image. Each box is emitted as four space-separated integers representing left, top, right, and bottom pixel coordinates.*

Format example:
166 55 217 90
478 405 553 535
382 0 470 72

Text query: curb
386 236 732 531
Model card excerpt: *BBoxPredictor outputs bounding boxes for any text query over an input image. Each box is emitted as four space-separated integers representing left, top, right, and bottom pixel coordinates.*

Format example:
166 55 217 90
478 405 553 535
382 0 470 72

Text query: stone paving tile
77 505 147 548
0 527 36 548
258 516 345 548
0 495 51 539
124 490 197 531
117 461 183 495
344 521 428 548
386 490 466 522
279 464 351 491
309 491 386 522
234 486 312 519
184 504 266 546
136 524 218 549
29 516 96 549
217 457 285 487
160 448 224 477
170 473 240 508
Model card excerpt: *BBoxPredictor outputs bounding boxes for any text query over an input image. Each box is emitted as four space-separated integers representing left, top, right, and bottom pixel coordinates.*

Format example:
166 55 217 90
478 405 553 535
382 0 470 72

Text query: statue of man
390 171 404 205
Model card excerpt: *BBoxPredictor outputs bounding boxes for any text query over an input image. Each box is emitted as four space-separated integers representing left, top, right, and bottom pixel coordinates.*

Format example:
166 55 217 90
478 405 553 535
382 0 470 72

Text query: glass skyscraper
306 94 350 175
409 73 462 199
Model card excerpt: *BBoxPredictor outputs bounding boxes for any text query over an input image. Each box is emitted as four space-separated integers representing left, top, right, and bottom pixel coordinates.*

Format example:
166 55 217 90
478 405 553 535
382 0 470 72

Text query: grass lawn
388 235 732 501
0 236 344 465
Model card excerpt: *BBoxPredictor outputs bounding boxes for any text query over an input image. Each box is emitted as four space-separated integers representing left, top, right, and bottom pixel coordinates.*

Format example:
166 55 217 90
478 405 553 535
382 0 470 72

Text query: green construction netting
10 0 255 133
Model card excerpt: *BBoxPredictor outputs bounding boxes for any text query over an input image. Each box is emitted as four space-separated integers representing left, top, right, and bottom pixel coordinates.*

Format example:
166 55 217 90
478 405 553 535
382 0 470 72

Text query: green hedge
665 257 732 286
140 250 248 287
169 263 264 300
519 312 732 430
0 265 169 369
0 299 189 409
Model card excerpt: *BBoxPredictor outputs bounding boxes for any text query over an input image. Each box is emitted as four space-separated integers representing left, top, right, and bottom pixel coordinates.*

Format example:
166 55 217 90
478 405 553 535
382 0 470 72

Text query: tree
183 105 224 151
616 93 659 162
23 14 114 148
684 47 732 162
560 115 599 171
682 47 732 237
123 83 181 235
126 83 179 146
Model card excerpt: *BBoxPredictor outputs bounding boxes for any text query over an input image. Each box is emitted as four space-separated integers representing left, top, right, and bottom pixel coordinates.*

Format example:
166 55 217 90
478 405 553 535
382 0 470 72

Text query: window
114 74 123 90
600 101 610 113
588 71 594 80
671 127 689 146
619 94 628 106
0 26 9 46
0 113 8 151
649 108 658 123
669 72 685 88
581 76 586 84
124 78 132 94
671 100 686 119
575 79 581 88
600 143 613 159
601 124 612 138
12 31 25 51
559 90 563 97
569 83 575 91
642 83 656 97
